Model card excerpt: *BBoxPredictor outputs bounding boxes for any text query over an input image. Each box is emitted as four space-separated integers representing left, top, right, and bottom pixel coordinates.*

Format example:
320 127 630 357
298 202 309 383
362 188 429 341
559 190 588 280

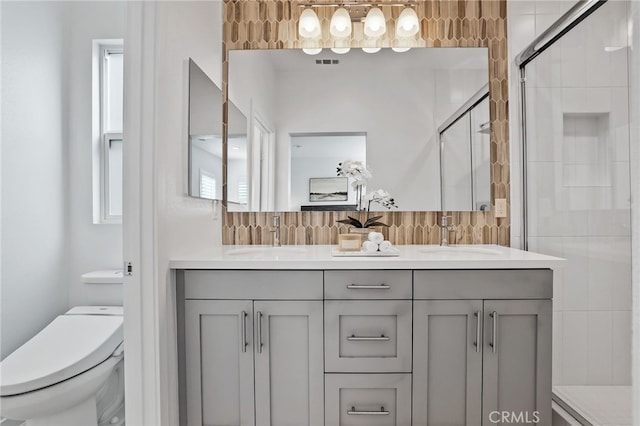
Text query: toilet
0 271 125 426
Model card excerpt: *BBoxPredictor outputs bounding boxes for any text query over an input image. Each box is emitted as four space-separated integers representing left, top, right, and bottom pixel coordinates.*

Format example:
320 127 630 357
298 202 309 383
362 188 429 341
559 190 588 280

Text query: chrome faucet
440 215 456 246
271 215 281 247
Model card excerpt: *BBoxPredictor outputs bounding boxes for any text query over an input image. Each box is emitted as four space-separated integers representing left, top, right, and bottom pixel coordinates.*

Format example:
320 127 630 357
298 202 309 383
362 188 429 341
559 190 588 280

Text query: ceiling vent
315 59 340 65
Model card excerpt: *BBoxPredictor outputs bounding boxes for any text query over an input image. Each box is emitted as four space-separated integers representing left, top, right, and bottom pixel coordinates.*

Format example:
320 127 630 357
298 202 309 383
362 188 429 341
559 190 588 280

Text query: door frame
122 2 163 424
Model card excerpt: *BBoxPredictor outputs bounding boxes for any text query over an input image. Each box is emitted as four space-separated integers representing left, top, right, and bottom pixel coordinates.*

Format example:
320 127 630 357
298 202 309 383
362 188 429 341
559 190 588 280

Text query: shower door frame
516 0 609 250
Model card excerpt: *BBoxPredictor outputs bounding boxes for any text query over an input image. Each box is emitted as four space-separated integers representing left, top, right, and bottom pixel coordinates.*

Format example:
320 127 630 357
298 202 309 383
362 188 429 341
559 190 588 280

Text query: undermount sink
225 246 308 257
418 245 503 256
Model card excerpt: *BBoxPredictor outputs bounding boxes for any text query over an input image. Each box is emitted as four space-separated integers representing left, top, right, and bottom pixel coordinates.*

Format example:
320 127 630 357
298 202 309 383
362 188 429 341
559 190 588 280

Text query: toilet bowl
0 271 125 426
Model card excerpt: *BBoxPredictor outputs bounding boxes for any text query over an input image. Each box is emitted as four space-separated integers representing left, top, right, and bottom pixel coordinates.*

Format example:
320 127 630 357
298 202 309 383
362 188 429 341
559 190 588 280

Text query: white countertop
169 245 565 270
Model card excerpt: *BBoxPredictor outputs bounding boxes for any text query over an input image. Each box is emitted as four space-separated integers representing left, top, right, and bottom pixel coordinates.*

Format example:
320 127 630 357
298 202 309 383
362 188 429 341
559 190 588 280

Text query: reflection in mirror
188 58 248 207
188 59 223 200
227 48 490 212
291 133 365 211
440 85 491 211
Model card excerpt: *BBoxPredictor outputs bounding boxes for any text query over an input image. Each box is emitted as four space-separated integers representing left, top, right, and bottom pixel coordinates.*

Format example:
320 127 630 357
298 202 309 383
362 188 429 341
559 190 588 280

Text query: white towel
368 232 384 245
362 241 379 253
378 240 393 252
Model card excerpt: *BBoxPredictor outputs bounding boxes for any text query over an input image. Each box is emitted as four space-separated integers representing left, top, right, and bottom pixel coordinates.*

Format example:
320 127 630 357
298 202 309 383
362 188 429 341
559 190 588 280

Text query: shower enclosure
439 84 491 211
517 0 633 424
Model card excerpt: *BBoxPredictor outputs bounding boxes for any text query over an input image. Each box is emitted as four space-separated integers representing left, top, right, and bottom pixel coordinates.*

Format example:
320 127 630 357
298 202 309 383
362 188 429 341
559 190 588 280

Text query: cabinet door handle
347 334 390 342
346 284 390 290
490 311 498 353
347 406 389 416
257 311 264 353
474 311 481 353
240 311 248 353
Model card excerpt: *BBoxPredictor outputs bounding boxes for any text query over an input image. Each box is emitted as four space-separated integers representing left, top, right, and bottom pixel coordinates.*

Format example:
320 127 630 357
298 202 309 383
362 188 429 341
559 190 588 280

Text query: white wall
150 2 224 424
1 1 126 360
1 1 70 359
66 2 125 307
275 67 441 211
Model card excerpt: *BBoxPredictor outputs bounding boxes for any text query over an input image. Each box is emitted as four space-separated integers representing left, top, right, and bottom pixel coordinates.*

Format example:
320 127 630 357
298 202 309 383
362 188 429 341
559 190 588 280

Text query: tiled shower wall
512 0 632 386
222 0 510 245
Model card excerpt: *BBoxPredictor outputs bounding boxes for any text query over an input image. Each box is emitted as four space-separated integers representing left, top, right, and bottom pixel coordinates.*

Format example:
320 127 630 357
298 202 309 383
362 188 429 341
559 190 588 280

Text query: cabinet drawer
413 270 553 299
325 301 412 373
325 374 411 426
324 270 412 299
183 270 323 299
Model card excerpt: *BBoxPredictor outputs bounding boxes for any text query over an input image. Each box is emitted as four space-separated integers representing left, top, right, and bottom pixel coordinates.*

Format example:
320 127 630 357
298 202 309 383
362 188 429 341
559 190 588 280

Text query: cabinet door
254 301 324 426
482 300 552 426
413 300 483 426
185 300 255 426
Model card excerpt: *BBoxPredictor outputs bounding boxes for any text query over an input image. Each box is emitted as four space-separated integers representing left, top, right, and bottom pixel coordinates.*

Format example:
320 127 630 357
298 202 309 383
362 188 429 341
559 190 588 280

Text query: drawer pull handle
347 406 389 416
257 311 264 354
347 334 390 342
240 311 248 353
474 311 481 353
346 284 390 290
490 311 498 354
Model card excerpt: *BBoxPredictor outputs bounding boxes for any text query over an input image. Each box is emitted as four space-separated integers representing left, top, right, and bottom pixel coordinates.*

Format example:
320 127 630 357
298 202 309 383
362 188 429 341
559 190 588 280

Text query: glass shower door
521 0 632 423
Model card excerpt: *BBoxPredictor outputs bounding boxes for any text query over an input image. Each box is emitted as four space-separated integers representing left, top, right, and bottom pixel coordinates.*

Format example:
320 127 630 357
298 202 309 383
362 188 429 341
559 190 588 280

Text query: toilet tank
81 270 124 306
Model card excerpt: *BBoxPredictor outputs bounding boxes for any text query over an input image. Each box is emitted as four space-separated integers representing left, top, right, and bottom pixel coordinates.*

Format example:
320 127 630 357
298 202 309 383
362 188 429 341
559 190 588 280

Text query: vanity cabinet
412 270 553 426
182 271 324 426
178 266 554 426
413 300 483 425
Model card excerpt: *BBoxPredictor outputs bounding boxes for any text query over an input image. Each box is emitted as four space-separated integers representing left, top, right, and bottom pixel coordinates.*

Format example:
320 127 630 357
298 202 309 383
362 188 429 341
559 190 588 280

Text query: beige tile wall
222 0 510 246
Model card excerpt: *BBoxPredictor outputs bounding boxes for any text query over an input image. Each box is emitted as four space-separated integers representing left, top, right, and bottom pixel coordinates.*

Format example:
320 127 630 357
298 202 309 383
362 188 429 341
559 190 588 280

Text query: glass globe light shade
364 7 386 37
330 7 352 38
299 8 321 38
331 47 351 54
302 48 322 55
396 7 419 37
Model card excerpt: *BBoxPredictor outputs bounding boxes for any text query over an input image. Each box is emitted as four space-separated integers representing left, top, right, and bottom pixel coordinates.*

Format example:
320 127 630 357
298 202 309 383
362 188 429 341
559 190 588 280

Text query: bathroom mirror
226 47 490 212
188 59 247 204
188 59 222 200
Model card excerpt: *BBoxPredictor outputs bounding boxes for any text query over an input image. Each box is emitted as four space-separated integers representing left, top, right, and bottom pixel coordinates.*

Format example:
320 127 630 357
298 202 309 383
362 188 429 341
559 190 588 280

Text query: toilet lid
0 314 123 396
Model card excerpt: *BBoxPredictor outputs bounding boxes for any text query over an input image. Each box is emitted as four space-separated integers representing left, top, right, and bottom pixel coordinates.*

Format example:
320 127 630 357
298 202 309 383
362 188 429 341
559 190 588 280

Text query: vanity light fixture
331 47 351 54
396 7 420 37
298 3 419 42
330 7 352 38
363 7 386 37
302 47 323 55
299 8 321 38
362 47 382 53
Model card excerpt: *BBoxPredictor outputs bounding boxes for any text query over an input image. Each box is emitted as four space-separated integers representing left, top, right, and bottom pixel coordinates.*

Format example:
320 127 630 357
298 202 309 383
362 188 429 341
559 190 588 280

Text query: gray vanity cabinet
253 301 324 426
412 300 483 426
185 300 255 426
481 299 552 426
412 270 553 426
182 270 325 426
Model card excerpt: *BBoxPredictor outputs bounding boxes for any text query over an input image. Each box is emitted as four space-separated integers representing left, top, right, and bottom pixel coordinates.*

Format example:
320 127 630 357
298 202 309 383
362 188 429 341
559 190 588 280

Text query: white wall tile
586 311 613 384
612 310 632 384
563 237 589 310
563 311 588 384
587 237 614 311
553 311 564 385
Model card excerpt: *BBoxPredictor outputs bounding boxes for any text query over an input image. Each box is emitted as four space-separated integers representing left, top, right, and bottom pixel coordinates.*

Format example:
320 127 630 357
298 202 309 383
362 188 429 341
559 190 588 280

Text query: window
238 178 248 204
199 169 217 200
93 40 124 223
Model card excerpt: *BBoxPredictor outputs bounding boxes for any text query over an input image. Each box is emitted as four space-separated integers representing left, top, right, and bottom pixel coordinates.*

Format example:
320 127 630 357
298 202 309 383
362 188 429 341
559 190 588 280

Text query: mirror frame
221 0 510 246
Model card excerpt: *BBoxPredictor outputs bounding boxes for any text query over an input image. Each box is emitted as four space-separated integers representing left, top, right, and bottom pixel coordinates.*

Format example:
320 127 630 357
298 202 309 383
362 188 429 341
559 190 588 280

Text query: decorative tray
331 247 400 257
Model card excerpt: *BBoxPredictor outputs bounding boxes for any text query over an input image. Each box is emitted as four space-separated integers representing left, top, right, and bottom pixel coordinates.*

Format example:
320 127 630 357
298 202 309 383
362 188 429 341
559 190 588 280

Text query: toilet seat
0 310 123 397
